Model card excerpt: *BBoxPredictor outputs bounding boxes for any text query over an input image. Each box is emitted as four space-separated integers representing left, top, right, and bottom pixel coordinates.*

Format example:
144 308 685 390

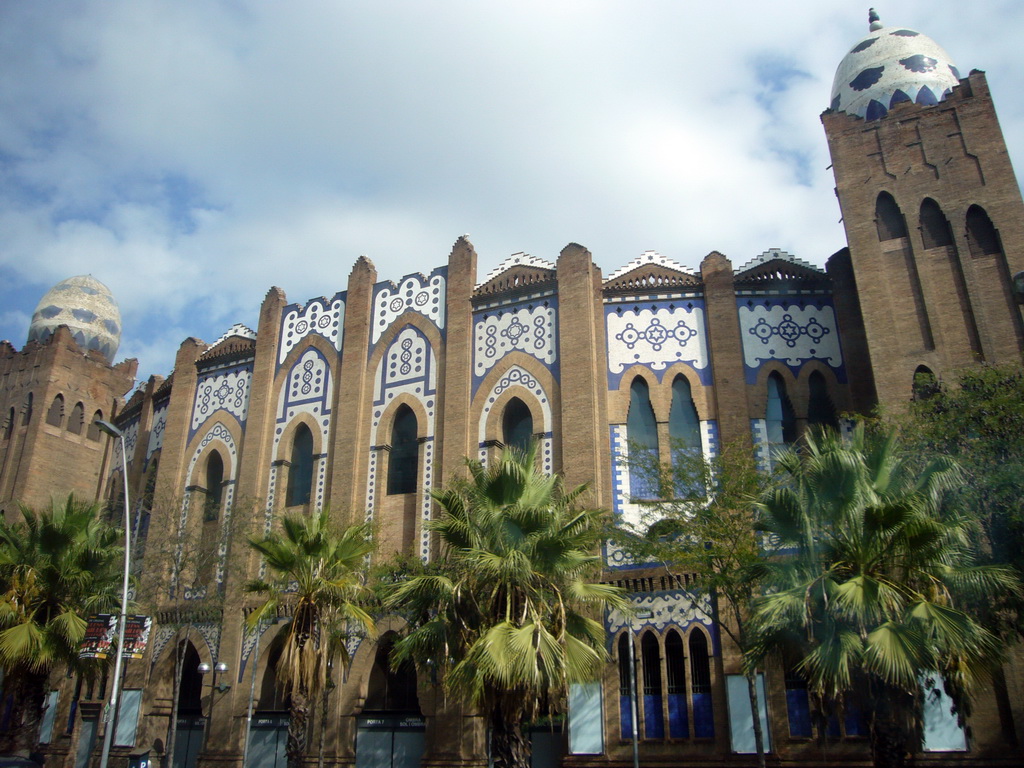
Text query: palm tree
246 511 376 768
0 496 124 752
385 443 629 768
748 425 1020 768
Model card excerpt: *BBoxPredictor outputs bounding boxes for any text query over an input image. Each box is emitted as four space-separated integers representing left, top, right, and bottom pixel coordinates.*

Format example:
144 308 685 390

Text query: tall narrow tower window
875 192 908 240
627 377 660 499
46 394 64 428
286 423 314 507
388 405 419 495
966 205 1002 257
68 402 85 435
920 198 954 249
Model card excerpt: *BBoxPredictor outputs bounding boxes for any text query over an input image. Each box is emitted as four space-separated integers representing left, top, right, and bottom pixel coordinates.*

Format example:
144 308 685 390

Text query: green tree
613 440 773 768
748 425 1019 768
0 496 124 752
385 444 628 768
904 363 1024 627
246 511 376 768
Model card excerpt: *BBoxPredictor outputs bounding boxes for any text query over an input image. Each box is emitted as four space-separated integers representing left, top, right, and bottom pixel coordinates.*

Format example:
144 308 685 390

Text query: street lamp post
627 608 653 768
199 661 231 749
95 420 132 768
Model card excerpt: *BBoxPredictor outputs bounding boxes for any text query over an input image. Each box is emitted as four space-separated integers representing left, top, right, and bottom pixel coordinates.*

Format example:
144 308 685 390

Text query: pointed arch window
641 632 664 739
875 192 908 240
689 630 714 738
68 402 85 435
4 408 13 439
388 405 419 495
627 378 660 499
286 423 314 507
204 452 224 521
22 393 33 426
766 373 796 446
46 394 64 427
502 397 533 454
807 372 838 430
920 198 953 249
966 205 1002 257
665 629 689 738
669 376 701 455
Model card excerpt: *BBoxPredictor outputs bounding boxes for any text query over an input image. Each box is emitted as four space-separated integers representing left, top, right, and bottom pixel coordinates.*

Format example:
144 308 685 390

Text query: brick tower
823 9 1024 409
0 276 137 516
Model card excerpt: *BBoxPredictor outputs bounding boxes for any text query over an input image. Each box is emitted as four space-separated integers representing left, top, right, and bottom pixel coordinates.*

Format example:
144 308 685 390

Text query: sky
2 1 1023 387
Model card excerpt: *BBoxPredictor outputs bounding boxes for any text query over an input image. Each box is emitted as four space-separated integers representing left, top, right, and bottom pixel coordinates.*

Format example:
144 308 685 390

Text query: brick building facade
2 13 1023 768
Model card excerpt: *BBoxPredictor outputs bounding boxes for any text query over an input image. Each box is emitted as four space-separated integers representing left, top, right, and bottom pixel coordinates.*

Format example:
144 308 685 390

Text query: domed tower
27 275 123 362
823 9 1024 409
0 276 136 515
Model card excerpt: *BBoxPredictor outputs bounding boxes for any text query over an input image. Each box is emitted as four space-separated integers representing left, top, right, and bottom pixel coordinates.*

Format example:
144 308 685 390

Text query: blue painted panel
668 694 689 738
620 695 633 739
643 695 664 739
692 692 714 738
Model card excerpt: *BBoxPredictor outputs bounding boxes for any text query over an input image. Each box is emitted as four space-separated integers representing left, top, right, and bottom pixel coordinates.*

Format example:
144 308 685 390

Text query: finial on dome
868 8 883 32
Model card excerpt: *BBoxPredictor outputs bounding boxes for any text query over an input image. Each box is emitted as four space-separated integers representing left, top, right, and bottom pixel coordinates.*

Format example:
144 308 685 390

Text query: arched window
669 376 701 495
689 630 714 738
502 397 533 454
912 365 939 401
666 630 689 738
286 424 314 507
387 405 418 495
68 402 85 435
966 205 1002 257
920 198 953 249
364 634 420 713
766 373 796 446
4 408 13 439
641 632 664 739
627 378 660 500
807 372 839 430
875 192 908 240
669 376 700 455
86 410 102 440
22 394 33 426
204 452 224 521
617 633 634 740
46 394 64 427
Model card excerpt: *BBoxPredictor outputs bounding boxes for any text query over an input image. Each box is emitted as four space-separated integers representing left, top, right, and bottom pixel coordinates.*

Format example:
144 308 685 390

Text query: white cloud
0 0 1021 376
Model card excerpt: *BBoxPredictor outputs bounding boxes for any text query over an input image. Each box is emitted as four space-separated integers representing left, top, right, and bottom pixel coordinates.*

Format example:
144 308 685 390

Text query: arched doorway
173 642 205 768
356 634 423 768
248 643 289 768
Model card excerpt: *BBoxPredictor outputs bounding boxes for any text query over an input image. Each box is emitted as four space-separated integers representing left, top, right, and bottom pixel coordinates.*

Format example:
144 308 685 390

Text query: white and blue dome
27 275 122 362
830 10 962 121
